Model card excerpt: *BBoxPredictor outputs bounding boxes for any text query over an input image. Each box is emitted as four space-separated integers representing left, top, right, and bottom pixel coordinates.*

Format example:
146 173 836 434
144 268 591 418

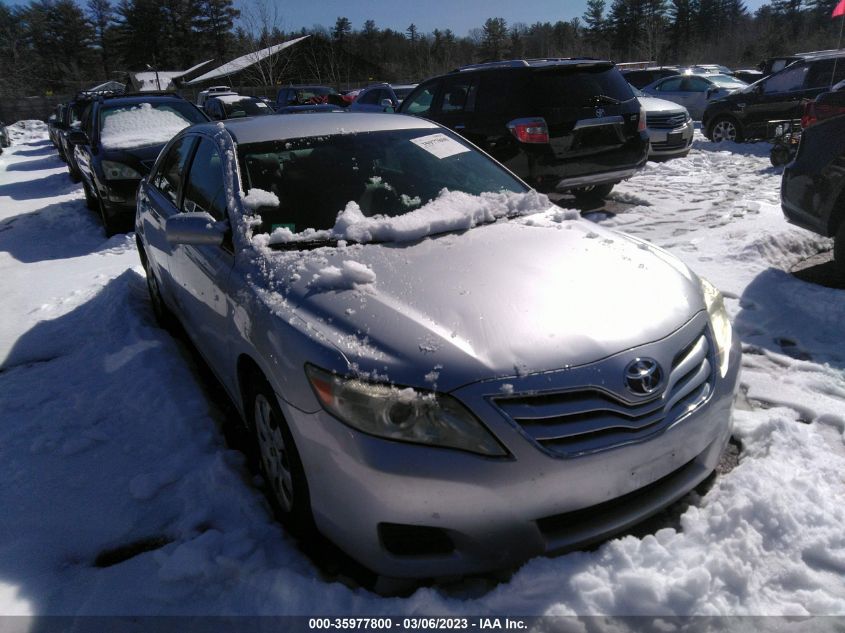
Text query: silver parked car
642 74 747 120
632 86 694 158
135 113 740 579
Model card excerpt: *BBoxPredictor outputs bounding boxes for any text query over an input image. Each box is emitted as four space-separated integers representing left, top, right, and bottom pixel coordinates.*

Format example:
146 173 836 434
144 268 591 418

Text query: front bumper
285 315 741 578
647 120 695 157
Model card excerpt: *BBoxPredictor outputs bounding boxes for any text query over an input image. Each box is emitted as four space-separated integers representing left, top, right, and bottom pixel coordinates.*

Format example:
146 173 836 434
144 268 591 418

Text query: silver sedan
632 86 694 158
135 113 740 579
642 74 747 120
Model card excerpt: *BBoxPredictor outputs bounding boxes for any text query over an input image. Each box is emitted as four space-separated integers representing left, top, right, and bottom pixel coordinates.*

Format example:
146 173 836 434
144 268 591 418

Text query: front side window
402 81 438 116
183 138 227 221
440 78 476 113
238 128 527 237
682 77 712 92
152 136 196 207
763 65 809 94
657 77 683 92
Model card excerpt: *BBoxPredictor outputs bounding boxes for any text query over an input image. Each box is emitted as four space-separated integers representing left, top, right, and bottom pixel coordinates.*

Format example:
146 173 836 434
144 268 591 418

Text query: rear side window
152 136 195 207
475 72 531 114
530 67 634 106
183 138 227 220
806 59 845 89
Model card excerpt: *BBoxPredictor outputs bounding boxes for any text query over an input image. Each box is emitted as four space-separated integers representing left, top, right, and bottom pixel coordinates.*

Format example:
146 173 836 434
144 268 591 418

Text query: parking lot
1 120 845 616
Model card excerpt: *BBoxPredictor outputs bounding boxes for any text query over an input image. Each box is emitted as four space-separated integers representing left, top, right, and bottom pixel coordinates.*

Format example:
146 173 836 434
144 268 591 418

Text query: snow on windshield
249 188 556 248
100 103 193 149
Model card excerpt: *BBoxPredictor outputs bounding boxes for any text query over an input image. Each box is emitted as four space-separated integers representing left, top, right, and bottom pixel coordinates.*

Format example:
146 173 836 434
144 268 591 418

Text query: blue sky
252 0 769 37
3 0 770 37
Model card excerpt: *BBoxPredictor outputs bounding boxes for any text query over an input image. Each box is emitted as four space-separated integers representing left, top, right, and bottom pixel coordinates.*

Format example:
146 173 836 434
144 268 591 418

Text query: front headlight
700 277 732 378
306 365 507 456
102 160 141 180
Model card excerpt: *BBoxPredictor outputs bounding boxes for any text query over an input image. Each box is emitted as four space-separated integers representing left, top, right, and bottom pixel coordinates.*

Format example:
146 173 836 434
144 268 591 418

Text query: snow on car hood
247 208 705 391
638 96 688 115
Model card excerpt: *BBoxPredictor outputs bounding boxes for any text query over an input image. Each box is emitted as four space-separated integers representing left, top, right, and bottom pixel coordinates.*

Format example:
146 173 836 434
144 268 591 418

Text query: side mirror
381 98 396 113
67 130 89 145
706 87 717 98
165 212 226 246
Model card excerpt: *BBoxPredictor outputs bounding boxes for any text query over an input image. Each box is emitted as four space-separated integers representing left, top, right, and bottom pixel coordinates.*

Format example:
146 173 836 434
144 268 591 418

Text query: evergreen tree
196 0 239 62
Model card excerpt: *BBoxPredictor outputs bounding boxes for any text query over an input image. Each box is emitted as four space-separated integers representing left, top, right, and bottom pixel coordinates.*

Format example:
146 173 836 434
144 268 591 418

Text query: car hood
263 219 705 391
100 143 165 175
637 96 687 114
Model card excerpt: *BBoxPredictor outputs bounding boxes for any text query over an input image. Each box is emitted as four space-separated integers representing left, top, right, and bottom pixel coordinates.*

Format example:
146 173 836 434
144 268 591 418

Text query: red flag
834 0 845 17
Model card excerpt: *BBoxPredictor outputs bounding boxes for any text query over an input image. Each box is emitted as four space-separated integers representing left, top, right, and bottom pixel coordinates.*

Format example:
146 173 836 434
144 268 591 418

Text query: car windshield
709 74 744 86
99 101 206 149
238 128 528 239
222 98 273 117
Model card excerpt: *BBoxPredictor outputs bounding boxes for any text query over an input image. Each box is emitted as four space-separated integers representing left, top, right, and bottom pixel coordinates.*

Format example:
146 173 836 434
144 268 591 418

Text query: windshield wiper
589 94 622 106
268 238 341 251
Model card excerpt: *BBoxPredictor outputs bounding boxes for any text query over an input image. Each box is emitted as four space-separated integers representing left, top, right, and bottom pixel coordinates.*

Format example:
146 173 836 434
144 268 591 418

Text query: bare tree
237 0 295 86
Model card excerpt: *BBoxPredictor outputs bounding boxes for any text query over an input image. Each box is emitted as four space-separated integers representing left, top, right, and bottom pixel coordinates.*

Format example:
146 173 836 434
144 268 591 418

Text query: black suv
67 92 208 235
781 112 845 278
703 50 845 142
397 59 649 200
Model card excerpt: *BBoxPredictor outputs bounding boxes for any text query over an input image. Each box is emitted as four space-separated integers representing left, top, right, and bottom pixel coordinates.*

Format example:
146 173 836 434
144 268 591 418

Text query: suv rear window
530 66 634 107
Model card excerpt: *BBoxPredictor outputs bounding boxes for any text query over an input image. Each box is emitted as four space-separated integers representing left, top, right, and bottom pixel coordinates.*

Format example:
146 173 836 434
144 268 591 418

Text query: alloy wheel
711 119 738 142
254 392 295 513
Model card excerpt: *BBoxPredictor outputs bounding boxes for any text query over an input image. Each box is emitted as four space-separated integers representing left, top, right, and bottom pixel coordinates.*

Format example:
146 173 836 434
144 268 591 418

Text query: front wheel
708 116 744 143
250 380 314 537
571 183 614 202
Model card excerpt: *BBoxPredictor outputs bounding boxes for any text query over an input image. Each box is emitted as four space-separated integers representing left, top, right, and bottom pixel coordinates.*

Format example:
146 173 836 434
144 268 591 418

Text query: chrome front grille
646 112 688 129
493 331 713 458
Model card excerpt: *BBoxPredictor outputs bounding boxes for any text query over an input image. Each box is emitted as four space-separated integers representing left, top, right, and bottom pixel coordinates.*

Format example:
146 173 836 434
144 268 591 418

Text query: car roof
99 94 187 107
191 112 440 145
452 58 613 73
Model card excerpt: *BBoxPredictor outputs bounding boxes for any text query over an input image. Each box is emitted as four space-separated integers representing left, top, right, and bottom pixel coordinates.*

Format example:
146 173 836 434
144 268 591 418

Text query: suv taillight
507 118 549 143
801 100 817 129
637 105 647 133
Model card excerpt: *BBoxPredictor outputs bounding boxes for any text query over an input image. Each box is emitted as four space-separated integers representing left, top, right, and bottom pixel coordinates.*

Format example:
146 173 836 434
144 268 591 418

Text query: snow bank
100 103 192 149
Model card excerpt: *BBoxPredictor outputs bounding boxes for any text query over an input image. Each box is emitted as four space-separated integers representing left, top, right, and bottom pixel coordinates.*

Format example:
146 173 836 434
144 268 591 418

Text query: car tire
708 116 744 143
248 377 314 538
143 260 177 330
834 221 845 280
82 181 97 211
571 183 614 202
96 192 118 237
770 144 791 167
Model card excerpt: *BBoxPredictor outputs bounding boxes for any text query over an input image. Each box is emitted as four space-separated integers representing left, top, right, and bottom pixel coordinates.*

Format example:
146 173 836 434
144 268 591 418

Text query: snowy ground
1 121 845 619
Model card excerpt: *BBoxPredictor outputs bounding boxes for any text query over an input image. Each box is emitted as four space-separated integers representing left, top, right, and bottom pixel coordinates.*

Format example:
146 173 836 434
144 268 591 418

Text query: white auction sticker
410 133 471 159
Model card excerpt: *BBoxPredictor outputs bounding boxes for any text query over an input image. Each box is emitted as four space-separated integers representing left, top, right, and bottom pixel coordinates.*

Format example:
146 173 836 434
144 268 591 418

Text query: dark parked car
69 92 208 235
347 83 417 112
0 121 9 152
203 94 274 120
48 104 65 149
398 58 649 201
56 94 99 179
622 67 680 89
703 50 845 142
275 85 342 109
781 113 845 278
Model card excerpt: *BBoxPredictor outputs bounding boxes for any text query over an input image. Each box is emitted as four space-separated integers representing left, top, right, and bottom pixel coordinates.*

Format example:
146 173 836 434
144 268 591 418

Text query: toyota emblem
624 358 663 395
595 107 606 118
